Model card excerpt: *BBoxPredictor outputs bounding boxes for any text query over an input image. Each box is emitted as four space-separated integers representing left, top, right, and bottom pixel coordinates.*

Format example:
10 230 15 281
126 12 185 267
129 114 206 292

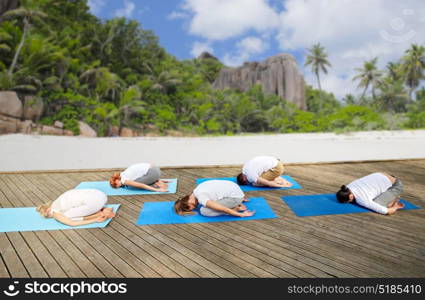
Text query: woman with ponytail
336 172 404 215
174 180 254 217
109 163 168 192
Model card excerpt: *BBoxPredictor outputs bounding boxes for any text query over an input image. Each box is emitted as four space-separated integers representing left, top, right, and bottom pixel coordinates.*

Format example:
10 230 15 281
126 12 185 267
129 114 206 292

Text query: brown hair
110 173 121 188
36 201 53 218
174 195 195 216
336 185 352 203
236 173 248 185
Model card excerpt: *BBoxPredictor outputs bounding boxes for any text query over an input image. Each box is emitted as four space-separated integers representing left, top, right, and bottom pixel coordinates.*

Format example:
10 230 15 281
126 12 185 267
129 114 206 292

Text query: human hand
236 204 247 211
239 210 255 217
101 207 115 218
95 215 108 222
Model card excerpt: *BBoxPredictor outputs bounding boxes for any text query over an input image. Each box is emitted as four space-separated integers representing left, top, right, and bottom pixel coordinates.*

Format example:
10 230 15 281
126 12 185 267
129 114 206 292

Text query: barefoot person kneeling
37 189 115 226
237 156 292 188
110 163 168 192
174 180 255 217
336 172 404 215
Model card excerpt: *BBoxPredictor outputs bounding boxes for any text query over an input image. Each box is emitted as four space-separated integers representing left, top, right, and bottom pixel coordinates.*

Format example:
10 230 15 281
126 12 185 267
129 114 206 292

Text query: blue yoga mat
0 204 120 233
282 194 420 217
136 197 277 225
196 175 302 191
75 178 178 195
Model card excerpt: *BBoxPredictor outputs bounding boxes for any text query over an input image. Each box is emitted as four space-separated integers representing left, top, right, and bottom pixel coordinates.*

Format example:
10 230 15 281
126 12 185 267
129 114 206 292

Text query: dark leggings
373 179 404 206
134 166 161 186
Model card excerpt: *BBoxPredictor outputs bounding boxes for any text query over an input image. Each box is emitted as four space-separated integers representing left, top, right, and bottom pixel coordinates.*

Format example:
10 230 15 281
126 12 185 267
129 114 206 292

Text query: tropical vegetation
0 0 424 136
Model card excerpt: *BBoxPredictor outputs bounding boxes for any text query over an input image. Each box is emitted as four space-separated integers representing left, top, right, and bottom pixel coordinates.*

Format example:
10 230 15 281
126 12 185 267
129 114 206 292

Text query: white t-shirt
120 163 151 184
51 189 107 219
193 180 244 206
347 173 392 214
242 156 279 183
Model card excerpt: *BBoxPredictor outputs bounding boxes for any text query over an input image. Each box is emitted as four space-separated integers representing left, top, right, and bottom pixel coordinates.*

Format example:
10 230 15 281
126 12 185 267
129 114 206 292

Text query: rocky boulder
0 115 18 134
23 95 44 122
110 126 120 136
213 54 306 110
197 51 219 61
78 121 97 137
0 91 23 118
41 125 64 135
53 120 64 129
17 120 34 134
120 127 134 137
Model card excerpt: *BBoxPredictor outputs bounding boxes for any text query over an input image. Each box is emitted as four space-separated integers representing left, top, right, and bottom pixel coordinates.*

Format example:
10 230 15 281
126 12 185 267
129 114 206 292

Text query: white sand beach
1 130 425 172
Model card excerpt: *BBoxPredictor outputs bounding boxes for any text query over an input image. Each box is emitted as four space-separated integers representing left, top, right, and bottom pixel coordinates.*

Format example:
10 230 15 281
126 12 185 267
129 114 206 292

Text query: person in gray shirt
174 180 255 217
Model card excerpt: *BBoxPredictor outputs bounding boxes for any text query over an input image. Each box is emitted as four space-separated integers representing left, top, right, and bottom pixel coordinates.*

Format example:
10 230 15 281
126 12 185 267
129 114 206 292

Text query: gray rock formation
197 51 219 61
78 121 97 137
213 54 306 110
53 120 64 129
0 115 18 134
23 95 44 122
0 91 23 118
41 125 64 135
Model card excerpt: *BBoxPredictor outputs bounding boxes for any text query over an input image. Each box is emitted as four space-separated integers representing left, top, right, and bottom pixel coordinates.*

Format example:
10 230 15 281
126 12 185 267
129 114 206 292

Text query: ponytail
174 195 196 216
336 185 352 203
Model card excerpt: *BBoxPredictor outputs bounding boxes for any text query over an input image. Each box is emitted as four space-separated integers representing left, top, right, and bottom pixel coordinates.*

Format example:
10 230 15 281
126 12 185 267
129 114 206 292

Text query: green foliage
404 89 425 128
323 105 386 132
1 0 424 137
305 85 341 114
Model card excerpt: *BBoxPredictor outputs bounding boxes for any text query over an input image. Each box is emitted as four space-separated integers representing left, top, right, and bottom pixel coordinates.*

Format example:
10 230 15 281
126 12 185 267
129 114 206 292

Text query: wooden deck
0 160 424 278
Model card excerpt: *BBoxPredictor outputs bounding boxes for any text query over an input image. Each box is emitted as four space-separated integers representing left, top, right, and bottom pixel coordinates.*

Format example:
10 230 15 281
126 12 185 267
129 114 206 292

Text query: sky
87 0 425 99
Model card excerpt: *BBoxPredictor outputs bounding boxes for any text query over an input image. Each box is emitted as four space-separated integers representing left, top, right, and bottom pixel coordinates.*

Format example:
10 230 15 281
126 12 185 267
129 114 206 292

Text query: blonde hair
36 201 53 218
174 195 196 216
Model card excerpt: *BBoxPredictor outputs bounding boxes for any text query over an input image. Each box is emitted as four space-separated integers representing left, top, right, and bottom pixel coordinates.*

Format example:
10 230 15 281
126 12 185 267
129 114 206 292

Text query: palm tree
401 44 425 101
149 70 181 94
107 85 145 133
2 0 47 76
305 43 331 111
353 57 383 99
386 62 403 82
80 66 121 101
378 77 409 112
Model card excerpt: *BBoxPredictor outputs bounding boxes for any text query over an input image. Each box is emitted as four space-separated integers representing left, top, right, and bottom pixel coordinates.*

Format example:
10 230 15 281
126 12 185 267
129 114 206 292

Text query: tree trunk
8 17 29 76
316 71 323 112
409 87 414 103
361 84 368 100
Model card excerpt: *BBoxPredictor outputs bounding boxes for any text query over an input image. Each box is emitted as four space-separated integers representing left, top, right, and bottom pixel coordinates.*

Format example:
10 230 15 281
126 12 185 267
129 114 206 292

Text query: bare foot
395 202 405 209
101 207 115 218
236 204 247 211
154 181 169 189
275 177 292 187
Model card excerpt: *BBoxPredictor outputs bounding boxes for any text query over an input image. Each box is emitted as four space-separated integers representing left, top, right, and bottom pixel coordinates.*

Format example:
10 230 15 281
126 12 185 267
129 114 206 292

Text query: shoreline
1 130 425 172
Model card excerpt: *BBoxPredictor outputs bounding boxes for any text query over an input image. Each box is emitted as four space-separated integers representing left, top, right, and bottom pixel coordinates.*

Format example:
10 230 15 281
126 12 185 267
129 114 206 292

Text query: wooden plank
0 160 424 278
31 173 158 278
0 234 27 277
0 252 10 278
60 171 213 277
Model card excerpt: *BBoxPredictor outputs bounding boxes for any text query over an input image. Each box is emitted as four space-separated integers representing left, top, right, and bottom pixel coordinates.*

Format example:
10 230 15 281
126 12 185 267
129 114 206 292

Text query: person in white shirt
109 163 168 192
236 156 292 188
174 180 255 217
336 172 404 215
37 189 115 226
